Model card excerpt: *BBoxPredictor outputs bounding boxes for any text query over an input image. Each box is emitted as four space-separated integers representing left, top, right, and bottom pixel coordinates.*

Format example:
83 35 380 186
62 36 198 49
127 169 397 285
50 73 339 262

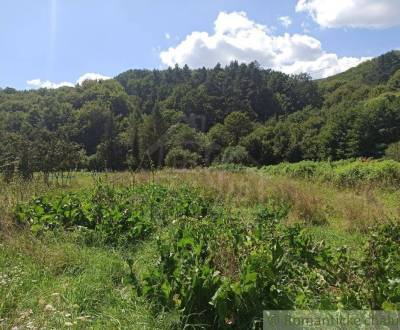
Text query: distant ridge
320 50 400 86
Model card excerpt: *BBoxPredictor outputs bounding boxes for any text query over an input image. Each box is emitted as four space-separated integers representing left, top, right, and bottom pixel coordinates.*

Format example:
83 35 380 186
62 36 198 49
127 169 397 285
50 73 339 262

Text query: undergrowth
263 159 400 188
6 180 400 329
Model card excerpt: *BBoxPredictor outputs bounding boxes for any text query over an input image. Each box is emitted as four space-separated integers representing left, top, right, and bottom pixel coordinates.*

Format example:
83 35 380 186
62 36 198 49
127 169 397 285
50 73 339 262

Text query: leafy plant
137 206 366 328
15 183 214 246
363 223 400 310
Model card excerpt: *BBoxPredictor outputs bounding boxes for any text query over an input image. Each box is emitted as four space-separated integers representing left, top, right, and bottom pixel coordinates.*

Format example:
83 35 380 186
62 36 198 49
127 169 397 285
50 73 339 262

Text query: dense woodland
1 51 400 179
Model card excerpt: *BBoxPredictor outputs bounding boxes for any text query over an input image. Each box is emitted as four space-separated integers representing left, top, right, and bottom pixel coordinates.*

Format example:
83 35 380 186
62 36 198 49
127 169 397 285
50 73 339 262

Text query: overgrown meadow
1 161 400 329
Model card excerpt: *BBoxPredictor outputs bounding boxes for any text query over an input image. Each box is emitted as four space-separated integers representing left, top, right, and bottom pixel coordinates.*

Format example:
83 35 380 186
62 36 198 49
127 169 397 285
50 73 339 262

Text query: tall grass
1 166 399 328
0 177 181 329
106 168 396 232
0 233 179 329
263 159 400 188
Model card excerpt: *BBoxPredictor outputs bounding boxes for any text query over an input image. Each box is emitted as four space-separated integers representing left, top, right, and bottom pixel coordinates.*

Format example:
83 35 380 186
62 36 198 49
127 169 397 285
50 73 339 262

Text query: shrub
332 160 400 187
165 148 200 169
221 146 250 165
385 141 400 161
263 159 400 188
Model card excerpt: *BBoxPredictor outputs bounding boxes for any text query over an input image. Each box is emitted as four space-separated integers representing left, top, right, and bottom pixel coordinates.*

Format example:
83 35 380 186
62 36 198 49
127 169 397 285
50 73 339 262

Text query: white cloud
27 73 111 89
26 79 74 89
165 33 171 40
160 11 370 79
279 16 292 28
296 0 400 29
76 73 111 85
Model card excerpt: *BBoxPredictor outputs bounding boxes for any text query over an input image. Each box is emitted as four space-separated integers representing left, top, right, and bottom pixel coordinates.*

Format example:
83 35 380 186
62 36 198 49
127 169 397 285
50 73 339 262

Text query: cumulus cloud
76 73 111 85
296 0 400 29
26 79 74 89
279 16 292 28
160 11 370 78
165 33 171 40
27 73 111 89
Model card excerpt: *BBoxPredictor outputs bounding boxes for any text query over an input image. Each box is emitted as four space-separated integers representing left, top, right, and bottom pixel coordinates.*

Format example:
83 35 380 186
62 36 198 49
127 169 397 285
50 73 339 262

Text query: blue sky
1 0 400 89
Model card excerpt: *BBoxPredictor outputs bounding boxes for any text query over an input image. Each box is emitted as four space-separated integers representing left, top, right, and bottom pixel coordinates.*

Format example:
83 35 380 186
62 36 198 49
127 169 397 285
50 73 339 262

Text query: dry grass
212 240 241 280
266 179 328 226
2 168 398 235
105 168 396 232
335 188 389 233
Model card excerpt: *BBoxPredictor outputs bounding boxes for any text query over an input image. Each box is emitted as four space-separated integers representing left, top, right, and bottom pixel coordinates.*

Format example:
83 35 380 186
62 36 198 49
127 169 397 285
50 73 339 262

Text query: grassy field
1 164 400 329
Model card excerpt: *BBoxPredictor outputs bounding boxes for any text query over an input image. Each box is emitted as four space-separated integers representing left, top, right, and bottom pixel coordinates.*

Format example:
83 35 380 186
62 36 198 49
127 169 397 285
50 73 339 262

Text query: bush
221 146 250 165
263 159 400 187
332 160 400 187
385 141 400 161
210 163 247 172
165 148 200 168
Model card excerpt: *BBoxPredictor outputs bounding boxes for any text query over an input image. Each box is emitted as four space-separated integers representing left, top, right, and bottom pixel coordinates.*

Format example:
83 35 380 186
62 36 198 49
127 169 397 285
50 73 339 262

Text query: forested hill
115 63 323 124
320 50 400 106
1 51 400 178
321 50 400 87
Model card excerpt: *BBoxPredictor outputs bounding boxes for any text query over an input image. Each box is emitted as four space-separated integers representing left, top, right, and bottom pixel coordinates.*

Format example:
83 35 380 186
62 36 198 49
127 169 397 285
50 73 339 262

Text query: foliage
223 112 253 145
4 171 400 328
385 141 400 161
263 159 400 188
221 146 250 165
165 148 200 168
363 223 400 310
15 183 212 246
1 51 400 178
138 205 400 327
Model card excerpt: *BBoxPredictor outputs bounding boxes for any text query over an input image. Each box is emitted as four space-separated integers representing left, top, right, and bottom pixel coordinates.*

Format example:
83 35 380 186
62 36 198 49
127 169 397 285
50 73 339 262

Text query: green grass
0 232 179 329
1 164 399 329
305 226 365 254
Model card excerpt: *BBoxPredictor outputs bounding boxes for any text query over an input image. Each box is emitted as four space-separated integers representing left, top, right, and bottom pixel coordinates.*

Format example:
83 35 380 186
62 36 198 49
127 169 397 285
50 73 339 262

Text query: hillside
321 50 400 87
0 52 400 178
319 50 400 107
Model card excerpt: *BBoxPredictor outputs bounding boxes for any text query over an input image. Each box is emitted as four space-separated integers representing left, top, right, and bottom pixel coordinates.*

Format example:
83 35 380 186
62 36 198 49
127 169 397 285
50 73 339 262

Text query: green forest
1 51 400 179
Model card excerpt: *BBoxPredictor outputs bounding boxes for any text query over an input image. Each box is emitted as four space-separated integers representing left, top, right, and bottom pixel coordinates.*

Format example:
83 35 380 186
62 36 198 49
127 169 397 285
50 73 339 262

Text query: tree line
1 51 400 180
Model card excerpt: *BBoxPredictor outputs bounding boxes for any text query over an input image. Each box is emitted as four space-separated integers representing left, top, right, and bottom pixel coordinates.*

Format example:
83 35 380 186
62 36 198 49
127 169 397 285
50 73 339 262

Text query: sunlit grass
1 167 399 328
